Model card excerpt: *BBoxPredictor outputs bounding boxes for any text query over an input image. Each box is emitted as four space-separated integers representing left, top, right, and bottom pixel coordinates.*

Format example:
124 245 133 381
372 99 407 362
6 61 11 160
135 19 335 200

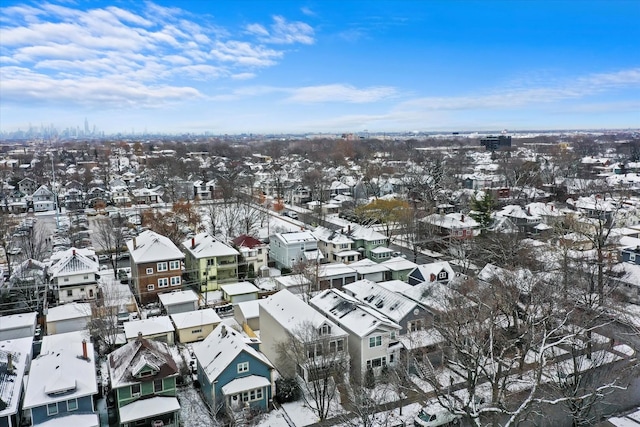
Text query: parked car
414 408 461 427
283 210 299 219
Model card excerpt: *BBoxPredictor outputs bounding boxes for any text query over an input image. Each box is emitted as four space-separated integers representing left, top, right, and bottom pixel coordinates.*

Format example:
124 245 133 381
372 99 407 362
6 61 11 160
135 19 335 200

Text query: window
154 379 163 392
170 276 181 286
207 258 215 266
438 271 448 280
158 278 168 288
241 388 263 402
631 253 637 262
170 260 180 270
64 278 69 282
67 289 73 297
146 268 153 275
366 357 387 369
369 336 382 348
409 320 423 332
157 262 168 272
237 362 249 373
320 324 332 335
131 383 141 396
47 403 58 416
83 275 88 280
329 339 344 353
147 284 154 291
67 399 78 411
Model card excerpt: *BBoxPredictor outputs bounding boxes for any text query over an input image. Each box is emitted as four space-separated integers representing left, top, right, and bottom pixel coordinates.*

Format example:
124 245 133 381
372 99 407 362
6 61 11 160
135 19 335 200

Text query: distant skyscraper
84 117 89 135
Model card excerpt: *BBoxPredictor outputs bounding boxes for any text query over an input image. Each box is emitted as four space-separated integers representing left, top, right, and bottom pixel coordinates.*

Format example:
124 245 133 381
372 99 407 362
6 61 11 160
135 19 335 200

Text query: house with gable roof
311 226 359 264
269 231 323 270
30 185 56 212
259 289 349 382
310 288 401 379
231 234 269 278
194 323 274 417
419 212 479 240
48 248 99 303
182 233 239 293
127 231 185 304
22 335 98 427
108 335 180 427
347 225 393 263
407 261 456 286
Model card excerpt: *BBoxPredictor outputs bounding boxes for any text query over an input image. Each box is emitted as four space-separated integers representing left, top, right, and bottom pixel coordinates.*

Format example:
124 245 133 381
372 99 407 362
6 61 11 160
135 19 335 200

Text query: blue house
194 324 274 420
621 245 640 265
21 336 98 426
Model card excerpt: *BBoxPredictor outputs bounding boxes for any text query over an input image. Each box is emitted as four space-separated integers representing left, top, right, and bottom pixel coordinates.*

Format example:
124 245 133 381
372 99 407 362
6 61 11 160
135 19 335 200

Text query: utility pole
51 156 60 229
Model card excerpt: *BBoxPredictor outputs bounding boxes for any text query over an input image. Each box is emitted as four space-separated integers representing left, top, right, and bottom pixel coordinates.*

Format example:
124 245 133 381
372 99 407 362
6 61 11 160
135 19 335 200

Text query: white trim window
369 336 382 348
146 268 153 275
157 262 168 272
241 388 263 402
170 260 181 270
67 399 78 412
237 361 249 373
158 278 169 288
170 276 181 286
147 284 154 291
47 402 58 416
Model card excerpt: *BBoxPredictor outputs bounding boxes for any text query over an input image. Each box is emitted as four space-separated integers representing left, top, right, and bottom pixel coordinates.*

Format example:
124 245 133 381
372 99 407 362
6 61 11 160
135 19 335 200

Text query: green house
107 336 180 427
182 233 240 292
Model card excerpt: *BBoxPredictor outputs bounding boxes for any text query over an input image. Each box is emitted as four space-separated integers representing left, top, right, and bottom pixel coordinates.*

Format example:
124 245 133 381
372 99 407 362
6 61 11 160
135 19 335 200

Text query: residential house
108 335 180 427
495 205 542 234
194 323 274 418
311 226 359 264
63 187 85 211
622 245 640 264
31 185 56 212
170 308 221 343
131 188 162 205
348 258 390 282
127 231 185 304
18 177 37 196
123 316 175 345
48 248 99 303
231 235 269 279
260 289 349 382
233 300 260 333
407 261 456 286
22 336 98 426
0 311 38 341
380 257 419 282
45 302 91 335
269 231 322 270
182 233 239 293
347 225 392 263
310 289 401 379
158 290 199 315
419 212 479 240
0 336 33 427
317 263 358 290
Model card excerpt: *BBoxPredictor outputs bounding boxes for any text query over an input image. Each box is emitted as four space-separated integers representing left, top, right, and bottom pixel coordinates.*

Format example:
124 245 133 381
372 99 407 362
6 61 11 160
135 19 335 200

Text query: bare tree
276 321 349 421
93 216 128 275
0 212 19 277
16 222 49 261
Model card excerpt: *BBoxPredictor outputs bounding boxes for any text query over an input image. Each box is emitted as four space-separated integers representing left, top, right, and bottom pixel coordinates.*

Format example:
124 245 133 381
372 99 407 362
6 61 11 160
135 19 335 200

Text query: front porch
118 396 180 427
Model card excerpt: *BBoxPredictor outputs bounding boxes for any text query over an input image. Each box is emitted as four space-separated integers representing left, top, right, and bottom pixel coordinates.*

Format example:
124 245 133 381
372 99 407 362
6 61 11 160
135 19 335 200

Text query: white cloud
248 15 315 45
286 84 397 103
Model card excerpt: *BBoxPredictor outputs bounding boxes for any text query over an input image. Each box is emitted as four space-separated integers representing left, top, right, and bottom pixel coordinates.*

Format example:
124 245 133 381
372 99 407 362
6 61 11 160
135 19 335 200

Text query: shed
123 316 175 344
158 290 199 315
220 282 259 304
45 302 91 335
0 312 37 340
170 309 221 343
233 300 261 332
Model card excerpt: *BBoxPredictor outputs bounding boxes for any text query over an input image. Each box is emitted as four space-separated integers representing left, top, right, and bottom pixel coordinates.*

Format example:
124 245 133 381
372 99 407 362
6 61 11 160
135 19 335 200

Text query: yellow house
182 233 240 293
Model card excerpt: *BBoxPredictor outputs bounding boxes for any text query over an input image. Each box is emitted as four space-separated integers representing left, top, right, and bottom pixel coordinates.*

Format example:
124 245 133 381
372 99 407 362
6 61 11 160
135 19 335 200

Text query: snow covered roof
123 316 174 340
343 279 421 323
127 230 184 264
274 231 317 244
377 280 413 293
108 336 178 389
221 375 271 395
409 261 455 284
0 311 37 333
311 226 354 245
37 413 99 427
158 290 198 307
220 281 259 296
400 281 474 313
348 258 390 275
235 300 260 320
398 328 444 349
310 289 401 337
22 337 97 409
194 323 272 383
420 212 480 229
49 248 98 278
318 262 356 278
347 225 387 242
380 257 419 272
170 309 221 330
41 330 91 354
46 302 91 323
182 233 239 259
0 336 33 419
119 396 180 424
260 289 347 337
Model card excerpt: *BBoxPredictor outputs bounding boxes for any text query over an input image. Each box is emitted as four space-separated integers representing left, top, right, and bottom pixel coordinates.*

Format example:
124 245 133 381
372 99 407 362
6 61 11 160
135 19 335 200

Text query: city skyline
1 0 639 135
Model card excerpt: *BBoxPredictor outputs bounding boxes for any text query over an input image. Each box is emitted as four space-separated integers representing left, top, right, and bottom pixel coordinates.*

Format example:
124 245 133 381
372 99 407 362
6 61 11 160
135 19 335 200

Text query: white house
220 282 260 305
269 231 322 269
0 311 38 340
158 290 199 315
31 185 56 212
259 289 350 382
310 288 401 379
45 302 91 335
48 248 99 303
123 316 175 344
311 226 359 264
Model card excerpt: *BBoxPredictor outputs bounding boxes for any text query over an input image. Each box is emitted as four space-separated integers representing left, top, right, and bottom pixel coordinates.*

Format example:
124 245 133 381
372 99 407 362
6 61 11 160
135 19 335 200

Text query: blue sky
0 0 638 134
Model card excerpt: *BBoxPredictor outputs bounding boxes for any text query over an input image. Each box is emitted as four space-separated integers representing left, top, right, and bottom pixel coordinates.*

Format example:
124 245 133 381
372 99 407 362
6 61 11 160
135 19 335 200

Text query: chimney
137 331 143 342
191 237 195 249
7 353 13 373
460 214 465 222
133 237 137 249
430 273 436 282
347 225 351 235
82 339 88 359
72 249 76 256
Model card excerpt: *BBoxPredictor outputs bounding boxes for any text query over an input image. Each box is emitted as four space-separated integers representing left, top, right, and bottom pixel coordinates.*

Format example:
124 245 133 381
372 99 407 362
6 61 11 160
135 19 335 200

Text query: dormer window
320 324 332 335
438 271 448 280
138 369 154 378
